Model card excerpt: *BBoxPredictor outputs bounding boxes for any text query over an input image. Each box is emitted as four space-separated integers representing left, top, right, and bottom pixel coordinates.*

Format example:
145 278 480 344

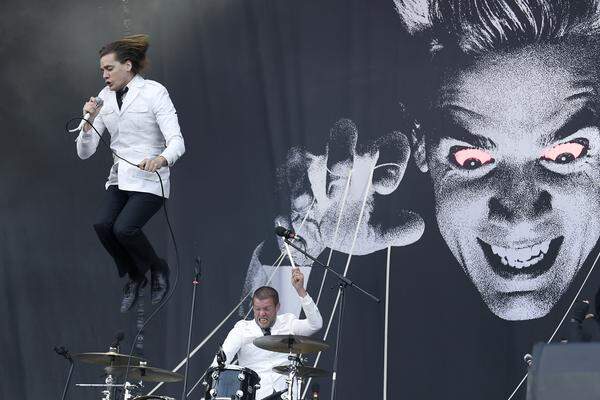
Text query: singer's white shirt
215 294 323 400
75 75 185 198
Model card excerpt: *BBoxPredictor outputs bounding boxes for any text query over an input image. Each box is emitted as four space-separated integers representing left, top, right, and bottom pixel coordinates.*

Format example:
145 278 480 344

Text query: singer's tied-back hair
99 34 150 74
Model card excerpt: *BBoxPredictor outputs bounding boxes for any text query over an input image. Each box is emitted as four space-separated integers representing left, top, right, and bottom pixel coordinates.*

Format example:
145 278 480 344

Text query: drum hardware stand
75 382 125 398
182 258 202 400
136 284 146 357
123 363 145 400
54 346 75 400
283 353 304 400
107 346 122 400
283 239 380 400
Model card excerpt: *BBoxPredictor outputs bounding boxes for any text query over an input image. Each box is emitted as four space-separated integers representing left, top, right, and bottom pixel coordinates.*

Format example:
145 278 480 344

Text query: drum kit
72 334 329 400
202 334 329 400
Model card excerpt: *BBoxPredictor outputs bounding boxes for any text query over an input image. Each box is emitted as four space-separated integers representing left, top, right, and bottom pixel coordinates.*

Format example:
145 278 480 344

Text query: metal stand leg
135 285 146 357
330 284 346 400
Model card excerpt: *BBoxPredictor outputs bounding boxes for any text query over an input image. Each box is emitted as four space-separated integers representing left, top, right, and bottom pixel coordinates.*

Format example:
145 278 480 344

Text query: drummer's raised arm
290 291 323 336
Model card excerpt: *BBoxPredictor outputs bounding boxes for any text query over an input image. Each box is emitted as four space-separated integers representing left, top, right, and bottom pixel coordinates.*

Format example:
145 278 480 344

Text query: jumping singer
75 34 185 312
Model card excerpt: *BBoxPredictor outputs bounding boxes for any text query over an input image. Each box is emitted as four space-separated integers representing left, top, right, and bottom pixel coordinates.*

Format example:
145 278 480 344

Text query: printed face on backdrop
413 43 600 320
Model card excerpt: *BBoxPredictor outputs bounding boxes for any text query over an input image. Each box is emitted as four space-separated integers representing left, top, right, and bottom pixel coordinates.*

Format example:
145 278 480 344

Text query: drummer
215 267 323 399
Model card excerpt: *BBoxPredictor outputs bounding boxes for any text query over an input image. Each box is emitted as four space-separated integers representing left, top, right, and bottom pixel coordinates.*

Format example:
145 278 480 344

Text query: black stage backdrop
2 0 600 399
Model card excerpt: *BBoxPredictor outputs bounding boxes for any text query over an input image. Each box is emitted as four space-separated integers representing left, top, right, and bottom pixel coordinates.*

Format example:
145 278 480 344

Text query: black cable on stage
65 116 182 388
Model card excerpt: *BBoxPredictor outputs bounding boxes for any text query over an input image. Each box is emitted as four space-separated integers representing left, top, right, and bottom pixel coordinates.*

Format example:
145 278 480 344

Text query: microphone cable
65 116 182 386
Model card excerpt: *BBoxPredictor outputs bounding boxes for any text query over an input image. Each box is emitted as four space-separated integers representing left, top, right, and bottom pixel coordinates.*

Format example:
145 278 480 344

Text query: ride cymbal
73 352 147 367
253 335 329 354
105 365 183 383
272 365 329 378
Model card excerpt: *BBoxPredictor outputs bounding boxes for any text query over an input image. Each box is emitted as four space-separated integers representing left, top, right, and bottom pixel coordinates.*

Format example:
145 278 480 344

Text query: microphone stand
54 346 75 400
181 258 201 400
283 238 380 400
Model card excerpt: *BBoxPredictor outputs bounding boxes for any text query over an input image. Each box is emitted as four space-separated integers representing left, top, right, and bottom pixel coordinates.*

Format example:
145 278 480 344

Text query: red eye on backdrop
541 139 589 164
450 146 495 170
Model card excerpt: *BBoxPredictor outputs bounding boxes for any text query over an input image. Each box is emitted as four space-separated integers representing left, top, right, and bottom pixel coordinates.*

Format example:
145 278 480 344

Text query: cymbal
272 365 329 378
72 352 147 366
105 365 183 383
253 335 329 354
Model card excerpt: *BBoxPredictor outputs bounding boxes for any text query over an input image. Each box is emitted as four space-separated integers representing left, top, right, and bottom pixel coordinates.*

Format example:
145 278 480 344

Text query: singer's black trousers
93 185 163 281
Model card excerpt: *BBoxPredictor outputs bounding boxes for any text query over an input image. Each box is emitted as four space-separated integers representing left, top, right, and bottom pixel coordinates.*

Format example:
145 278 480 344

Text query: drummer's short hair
253 286 279 305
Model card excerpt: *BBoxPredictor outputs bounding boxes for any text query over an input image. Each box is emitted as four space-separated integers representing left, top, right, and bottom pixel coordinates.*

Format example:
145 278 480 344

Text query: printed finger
326 118 357 176
377 210 425 248
283 147 315 216
372 132 411 195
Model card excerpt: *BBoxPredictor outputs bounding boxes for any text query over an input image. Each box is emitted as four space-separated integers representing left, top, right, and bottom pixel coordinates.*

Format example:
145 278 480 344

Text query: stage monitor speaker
526 342 600 400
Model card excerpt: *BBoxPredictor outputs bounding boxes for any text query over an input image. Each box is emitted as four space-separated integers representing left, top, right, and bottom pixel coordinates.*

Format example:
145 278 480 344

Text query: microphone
54 346 73 362
111 331 125 348
274 226 306 243
216 346 227 367
194 257 202 282
69 97 104 132
311 383 320 399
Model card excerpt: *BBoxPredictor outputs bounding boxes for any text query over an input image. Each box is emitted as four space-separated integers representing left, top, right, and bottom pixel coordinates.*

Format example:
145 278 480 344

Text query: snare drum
202 365 260 400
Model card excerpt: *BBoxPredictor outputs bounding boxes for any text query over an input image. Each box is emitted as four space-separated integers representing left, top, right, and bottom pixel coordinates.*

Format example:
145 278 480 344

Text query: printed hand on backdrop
242 119 424 314
280 118 424 259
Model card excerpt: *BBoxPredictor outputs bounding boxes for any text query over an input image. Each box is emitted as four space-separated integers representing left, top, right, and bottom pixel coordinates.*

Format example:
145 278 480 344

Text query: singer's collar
114 74 143 92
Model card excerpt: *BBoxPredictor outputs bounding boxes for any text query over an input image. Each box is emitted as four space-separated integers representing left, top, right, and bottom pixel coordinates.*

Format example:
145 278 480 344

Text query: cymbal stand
101 373 115 400
283 353 304 400
102 346 120 400
283 239 380 400
54 346 74 400
123 381 141 400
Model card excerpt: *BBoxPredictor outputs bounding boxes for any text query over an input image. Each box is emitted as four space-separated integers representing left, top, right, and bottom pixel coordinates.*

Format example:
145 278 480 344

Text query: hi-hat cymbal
253 335 329 354
272 365 329 378
72 352 147 367
105 365 183 383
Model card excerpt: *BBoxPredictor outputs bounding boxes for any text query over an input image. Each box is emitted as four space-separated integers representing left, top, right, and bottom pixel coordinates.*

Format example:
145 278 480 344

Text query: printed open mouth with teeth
478 236 564 279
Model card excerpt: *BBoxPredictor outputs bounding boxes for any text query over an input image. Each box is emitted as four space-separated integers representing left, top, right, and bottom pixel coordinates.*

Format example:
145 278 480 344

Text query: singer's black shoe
151 259 170 305
120 277 147 313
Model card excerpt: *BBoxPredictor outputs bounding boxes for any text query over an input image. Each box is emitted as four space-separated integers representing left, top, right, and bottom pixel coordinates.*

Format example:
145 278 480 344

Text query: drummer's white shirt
217 294 323 399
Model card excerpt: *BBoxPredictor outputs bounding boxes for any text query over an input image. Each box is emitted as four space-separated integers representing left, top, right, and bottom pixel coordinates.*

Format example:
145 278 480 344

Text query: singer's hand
138 156 167 172
83 97 102 120
291 267 306 297
82 97 103 131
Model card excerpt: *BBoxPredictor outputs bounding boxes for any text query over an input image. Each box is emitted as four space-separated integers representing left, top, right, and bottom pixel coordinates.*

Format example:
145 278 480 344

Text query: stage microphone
274 226 306 243
216 346 227 367
111 330 125 348
54 346 73 362
311 383 320 399
69 97 104 132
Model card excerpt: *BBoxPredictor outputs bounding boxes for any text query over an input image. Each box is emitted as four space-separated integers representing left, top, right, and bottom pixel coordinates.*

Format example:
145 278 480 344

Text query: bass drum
133 396 175 400
202 365 260 400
